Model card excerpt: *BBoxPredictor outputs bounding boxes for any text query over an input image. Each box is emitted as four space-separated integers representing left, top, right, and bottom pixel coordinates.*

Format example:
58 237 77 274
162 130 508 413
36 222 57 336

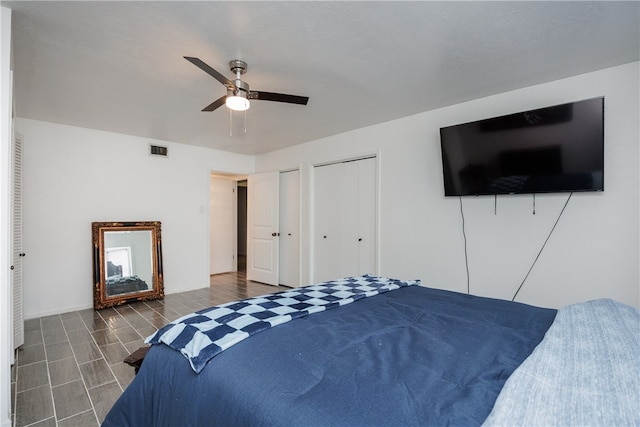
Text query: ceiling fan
184 56 309 112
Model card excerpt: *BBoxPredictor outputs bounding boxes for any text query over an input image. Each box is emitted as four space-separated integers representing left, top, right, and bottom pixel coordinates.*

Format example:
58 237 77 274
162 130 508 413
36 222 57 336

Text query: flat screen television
440 97 604 196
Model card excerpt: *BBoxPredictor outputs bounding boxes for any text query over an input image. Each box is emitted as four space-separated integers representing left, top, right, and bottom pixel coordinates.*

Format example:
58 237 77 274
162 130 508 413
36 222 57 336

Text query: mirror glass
93 221 164 309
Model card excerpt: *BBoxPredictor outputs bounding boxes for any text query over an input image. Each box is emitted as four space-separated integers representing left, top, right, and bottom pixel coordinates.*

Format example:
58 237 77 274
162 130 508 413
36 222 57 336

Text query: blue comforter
103 285 556 426
146 275 419 373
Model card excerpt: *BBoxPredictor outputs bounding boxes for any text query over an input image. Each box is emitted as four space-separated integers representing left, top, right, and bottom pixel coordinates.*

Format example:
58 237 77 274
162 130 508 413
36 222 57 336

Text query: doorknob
271 232 280 237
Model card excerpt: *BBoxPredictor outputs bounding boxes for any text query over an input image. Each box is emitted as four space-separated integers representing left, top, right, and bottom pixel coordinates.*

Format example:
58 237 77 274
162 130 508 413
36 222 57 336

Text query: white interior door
247 171 279 285
279 170 300 287
210 176 236 275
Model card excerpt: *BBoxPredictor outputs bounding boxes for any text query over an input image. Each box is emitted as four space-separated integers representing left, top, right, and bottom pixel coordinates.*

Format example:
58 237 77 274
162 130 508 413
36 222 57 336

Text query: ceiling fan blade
184 56 235 89
202 95 227 112
249 91 309 105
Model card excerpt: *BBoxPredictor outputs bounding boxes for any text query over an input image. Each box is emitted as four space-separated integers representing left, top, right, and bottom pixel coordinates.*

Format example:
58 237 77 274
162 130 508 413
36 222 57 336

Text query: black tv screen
440 97 604 196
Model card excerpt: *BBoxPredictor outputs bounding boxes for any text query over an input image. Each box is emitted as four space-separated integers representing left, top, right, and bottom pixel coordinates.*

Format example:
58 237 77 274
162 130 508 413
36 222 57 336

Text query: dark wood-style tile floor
11 269 283 426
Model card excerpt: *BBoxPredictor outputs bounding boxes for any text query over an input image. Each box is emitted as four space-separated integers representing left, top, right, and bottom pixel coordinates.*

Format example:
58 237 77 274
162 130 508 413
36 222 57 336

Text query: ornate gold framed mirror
92 221 164 309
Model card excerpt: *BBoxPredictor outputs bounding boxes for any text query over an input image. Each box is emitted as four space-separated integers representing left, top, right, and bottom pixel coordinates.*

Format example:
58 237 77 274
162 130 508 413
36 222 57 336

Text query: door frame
209 175 238 275
209 172 247 277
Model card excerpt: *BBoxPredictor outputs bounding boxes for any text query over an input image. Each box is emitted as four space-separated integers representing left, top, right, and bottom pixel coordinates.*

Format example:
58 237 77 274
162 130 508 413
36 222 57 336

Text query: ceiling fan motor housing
229 60 249 96
233 79 250 96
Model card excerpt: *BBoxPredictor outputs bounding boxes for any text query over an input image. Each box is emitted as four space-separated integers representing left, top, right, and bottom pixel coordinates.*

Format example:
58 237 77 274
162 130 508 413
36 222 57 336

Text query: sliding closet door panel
340 161 360 277
279 170 300 287
313 163 342 283
357 157 377 276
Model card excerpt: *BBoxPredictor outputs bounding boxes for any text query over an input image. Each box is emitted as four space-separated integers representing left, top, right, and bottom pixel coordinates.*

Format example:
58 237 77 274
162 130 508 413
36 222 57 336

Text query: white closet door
278 170 300 287
356 157 377 276
340 161 360 276
247 171 280 285
12 133 24 349
313 157 377 283
210 177 236 275
313 163 342 283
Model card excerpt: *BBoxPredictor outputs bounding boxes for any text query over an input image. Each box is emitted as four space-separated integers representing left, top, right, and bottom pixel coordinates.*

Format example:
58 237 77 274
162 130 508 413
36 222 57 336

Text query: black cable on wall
512 192 573 301
458 192 573 301
459 196 470 295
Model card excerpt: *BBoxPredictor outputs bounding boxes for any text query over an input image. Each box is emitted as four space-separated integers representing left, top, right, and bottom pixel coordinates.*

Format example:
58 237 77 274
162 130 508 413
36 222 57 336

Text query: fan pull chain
228 110 248 136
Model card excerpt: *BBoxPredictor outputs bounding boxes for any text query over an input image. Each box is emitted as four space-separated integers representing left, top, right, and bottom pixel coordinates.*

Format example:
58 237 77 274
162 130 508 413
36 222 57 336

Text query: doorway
209 173 246 276
237 180 247 272
209 171 300 286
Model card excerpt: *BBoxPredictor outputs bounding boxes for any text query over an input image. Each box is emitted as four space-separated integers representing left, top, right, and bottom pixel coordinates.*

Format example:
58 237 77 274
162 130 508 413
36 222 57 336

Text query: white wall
17 118 254 318
257 62 640 309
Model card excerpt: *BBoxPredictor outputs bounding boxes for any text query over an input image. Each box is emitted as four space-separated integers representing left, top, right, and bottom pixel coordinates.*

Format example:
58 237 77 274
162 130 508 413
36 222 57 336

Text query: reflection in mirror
93 221 164 309
104 230 152 296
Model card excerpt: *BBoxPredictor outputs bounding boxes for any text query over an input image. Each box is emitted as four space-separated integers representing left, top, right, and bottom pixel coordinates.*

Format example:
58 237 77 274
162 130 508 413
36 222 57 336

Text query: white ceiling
3 1 639 155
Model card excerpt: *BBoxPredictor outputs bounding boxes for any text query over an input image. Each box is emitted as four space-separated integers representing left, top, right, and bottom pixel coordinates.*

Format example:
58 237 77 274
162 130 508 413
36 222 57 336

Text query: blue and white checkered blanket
146 275 420 373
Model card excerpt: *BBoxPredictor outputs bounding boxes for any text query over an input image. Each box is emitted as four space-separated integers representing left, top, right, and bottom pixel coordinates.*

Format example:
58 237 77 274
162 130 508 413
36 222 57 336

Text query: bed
103 275 639 426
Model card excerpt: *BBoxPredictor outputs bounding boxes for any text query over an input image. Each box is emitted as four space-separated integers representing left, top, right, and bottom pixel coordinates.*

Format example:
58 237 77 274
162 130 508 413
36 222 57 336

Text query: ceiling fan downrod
229 60 249 97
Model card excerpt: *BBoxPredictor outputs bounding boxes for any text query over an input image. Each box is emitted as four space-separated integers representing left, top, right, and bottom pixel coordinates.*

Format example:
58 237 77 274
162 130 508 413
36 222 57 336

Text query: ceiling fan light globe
226 96 250 111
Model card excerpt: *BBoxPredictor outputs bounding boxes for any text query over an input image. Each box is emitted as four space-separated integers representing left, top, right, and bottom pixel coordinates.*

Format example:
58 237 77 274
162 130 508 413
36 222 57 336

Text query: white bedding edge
483 298 640 427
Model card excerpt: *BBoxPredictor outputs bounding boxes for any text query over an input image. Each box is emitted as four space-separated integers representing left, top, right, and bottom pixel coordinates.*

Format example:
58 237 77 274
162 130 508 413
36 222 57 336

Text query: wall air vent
149 144 168 157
